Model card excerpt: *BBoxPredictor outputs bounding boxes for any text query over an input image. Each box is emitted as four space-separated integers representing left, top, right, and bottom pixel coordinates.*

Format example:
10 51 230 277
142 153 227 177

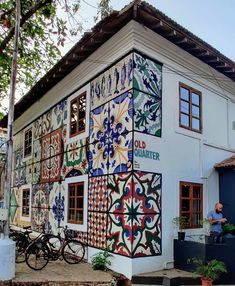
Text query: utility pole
0 0 21 281
4 0 21 236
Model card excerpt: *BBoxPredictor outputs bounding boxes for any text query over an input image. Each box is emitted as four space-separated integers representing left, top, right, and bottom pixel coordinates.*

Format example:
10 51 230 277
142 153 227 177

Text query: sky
68 0 235 62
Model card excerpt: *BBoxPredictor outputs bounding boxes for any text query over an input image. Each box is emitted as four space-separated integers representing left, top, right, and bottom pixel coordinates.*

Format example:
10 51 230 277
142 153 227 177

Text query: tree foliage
0 0 112 112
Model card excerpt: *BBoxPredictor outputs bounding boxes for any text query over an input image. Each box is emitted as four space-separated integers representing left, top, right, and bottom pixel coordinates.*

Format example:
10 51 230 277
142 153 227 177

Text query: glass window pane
180 87 189 101
69 186 75 196
192 92 200 105
69 210 75 220
76 211 83 222
193 213 200 225
182 199 190 212
69 198 75 208
77 198 83 208
180 101 189 114
192 118 200 130
193 187 201 198
181 185 190 198
77 185 83 196
193 200 200 212
180 114 189 127
192 105 200 117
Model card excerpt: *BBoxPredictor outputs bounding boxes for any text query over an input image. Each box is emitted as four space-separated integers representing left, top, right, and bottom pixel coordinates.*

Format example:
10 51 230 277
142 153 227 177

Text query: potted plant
189 258 227 286
91 248 112 271
172 216 188 241
222 223 235 236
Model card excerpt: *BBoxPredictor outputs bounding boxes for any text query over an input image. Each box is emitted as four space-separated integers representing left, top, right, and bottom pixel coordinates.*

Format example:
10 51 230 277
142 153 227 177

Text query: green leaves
0 0 112 110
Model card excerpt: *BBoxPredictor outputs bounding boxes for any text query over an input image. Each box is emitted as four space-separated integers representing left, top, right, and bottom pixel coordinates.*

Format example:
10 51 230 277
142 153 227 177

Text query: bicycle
25 226 85 270
9 226 33 263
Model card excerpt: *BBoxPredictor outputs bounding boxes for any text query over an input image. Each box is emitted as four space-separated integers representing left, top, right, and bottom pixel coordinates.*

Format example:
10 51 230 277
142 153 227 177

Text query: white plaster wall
12 20 235 277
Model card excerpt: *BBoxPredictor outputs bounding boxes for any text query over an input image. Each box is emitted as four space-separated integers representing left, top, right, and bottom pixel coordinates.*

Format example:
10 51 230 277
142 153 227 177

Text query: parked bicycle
25 226 85 270
9 225 33 263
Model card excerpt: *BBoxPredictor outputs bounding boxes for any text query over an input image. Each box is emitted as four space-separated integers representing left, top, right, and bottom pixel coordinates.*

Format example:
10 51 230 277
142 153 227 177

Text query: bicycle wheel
25 241 49 270
62 239 85 264
15 238 29 263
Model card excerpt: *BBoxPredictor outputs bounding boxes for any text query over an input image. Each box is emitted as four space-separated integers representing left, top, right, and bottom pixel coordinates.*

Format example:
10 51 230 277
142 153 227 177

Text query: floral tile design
33 139 41 163
109 92 133 137
14 167 26 187
88 212 107 249
41 133 51 160
31 207 49 232
48 183 65 234
132 172 161 214
133 53 162 98
90 53 133 110
89 103 110 144
107 213 132 257
50 155 62 182
14 148 25 170
132 214 161 257
25 164 33 185
88 176 108 212
51 100 67 131
10 188 20 207
31 183 51 209
134 90 161 136
61 146 88 179
108 132 133 174
88 141 109 176
108 173 132 213
32 162 41 184
41 159 50 183
33 111 52 140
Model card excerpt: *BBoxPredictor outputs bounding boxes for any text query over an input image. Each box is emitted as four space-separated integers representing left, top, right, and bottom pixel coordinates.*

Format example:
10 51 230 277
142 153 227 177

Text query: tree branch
0 0 52 54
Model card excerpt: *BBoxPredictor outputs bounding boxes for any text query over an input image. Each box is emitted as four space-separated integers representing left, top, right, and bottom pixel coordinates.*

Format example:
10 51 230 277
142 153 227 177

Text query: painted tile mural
133 52 162 98
134 90 161 136
90 53 133 110
11 51 163 260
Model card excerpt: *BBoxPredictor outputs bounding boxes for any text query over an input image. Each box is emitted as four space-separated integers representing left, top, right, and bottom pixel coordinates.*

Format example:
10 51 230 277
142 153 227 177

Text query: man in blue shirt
207 202 227 243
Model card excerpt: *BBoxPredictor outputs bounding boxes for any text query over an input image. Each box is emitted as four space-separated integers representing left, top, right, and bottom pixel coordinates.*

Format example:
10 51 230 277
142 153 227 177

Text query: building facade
1 2 235 278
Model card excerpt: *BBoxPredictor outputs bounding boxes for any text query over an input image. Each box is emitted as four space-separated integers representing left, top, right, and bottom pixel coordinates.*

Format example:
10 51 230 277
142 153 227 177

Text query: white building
1 1 235 278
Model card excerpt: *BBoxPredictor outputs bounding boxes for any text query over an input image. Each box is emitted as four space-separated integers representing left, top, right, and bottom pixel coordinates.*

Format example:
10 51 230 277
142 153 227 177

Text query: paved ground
13 260 113 285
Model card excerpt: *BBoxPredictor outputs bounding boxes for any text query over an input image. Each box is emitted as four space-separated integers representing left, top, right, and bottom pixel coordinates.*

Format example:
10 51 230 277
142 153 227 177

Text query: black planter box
174 237 235 284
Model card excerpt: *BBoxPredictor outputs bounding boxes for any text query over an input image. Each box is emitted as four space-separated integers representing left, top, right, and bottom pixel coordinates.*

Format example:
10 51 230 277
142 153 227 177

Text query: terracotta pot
201 277 213 286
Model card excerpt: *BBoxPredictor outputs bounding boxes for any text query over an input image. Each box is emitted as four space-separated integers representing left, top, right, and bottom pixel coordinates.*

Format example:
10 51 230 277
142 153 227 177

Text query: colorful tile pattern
134 90 161 136
108 173 132 213
88 176 108 212
133 172 161 214
31 207 49 232
132 214 161 257
90 53 133 109
107 213 132 257
133 53 162 98
88 212 107 249
51 100 67 131
31 183 51 209
33 110 52 140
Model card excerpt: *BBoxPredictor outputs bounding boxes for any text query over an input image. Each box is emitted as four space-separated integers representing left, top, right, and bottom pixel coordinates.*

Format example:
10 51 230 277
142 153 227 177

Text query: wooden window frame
68 182 84 225
69 92 86 138
179 83 202 133
24 128 32 157
22 188 30 217
180 181 203 229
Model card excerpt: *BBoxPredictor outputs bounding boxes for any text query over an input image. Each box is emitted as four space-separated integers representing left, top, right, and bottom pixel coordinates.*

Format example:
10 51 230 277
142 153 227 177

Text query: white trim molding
20 184 32 222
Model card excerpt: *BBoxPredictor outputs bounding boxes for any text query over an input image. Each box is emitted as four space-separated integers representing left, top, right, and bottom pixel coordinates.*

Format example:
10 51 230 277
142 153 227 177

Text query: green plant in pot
222 223 235 236
189 258 227 286
172 216 188 241
91 248 112 271
200 218 212 244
